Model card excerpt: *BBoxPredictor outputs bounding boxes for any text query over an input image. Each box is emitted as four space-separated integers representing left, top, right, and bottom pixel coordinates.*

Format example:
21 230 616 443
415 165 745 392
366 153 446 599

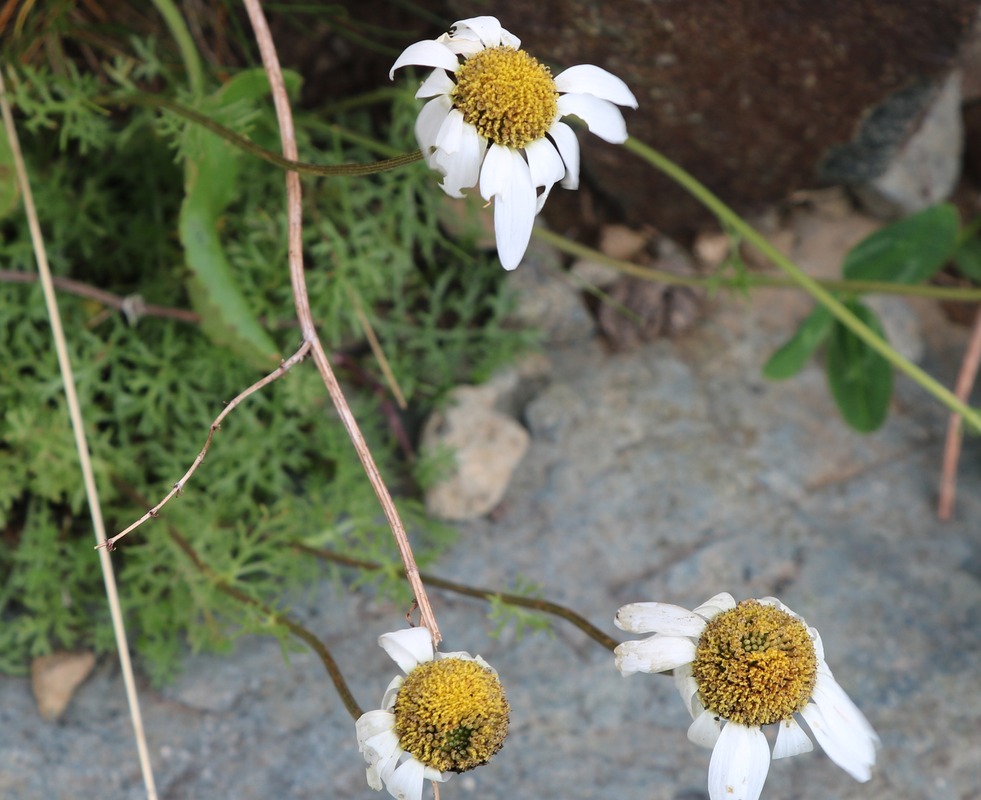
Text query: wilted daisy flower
355 626 510 800
614 593 879 800
390 16 638 270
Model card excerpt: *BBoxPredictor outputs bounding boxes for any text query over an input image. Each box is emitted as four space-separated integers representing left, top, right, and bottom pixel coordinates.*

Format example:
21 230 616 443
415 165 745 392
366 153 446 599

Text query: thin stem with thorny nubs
242 0 442 645
99 342 312 550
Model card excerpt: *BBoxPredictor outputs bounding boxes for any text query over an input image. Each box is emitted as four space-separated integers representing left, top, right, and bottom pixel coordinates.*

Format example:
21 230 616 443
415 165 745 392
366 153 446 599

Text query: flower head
614 593 879 800
356 627 510 800
391 16 638 270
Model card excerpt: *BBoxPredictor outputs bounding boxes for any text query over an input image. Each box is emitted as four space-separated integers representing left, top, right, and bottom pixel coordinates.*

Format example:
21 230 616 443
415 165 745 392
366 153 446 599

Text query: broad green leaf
762 305 833 380
179 69 300 370
0 125 20 220
842 203 959 284
826 301 893 433
953 236 981 283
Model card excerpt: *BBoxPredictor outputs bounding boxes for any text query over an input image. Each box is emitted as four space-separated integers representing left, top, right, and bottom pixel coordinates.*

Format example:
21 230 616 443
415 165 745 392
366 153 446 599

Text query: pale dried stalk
242 0 442 644
937 304 981 520
100 342 312 549
0 69 159 799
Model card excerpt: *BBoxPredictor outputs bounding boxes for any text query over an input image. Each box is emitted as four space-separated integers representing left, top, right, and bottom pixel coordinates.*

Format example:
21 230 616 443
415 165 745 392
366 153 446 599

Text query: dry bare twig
242 0 442 644
99 341 312 550
0 269 202 323
937 304 981 520
0 68 159 799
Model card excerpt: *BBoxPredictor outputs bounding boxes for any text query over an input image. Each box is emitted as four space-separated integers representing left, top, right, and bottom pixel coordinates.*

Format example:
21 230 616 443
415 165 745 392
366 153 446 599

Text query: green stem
623 137 981 430
150 0 205 97
106 94 422 176
534 227 981 303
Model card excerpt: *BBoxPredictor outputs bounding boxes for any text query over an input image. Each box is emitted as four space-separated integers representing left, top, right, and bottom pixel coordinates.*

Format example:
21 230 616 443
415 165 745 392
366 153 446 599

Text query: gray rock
1 219 978 799
846 72 964 216
506 232 596 345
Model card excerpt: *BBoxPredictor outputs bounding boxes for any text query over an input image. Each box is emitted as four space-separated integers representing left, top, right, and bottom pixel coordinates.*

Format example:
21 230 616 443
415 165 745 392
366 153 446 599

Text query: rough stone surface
1 216 980 799
506 232 596 343
420 385 530 521
847 72 964 216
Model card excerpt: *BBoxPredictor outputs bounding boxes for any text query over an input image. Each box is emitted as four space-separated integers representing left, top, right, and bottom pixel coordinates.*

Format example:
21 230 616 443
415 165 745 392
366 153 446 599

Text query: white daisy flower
390 15 638 270
355 626 510 800
614 593 879 800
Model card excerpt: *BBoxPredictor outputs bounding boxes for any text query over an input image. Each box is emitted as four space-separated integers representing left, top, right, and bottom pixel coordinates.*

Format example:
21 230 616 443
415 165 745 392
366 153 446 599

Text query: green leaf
762 305 833 380
179 69 299 370
826 301 893 432
953 236 981 283
842 203 959 284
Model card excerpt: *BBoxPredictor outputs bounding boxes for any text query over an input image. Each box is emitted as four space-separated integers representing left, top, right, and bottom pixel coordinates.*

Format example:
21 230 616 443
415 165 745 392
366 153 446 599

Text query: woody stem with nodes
242 0 441 644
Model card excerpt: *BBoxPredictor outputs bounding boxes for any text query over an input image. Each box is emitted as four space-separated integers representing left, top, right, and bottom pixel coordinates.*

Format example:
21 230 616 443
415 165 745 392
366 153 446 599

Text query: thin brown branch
937 304 981 520
99 342 312 550
295 544 621 652
242 0 442 645
0 67 159 799
113 478 365 720
0 269 202 323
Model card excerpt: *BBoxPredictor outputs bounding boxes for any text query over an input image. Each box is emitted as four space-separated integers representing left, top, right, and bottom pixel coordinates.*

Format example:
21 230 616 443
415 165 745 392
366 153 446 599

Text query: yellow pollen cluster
393 657 510 773
691 600 818 727
451 46 558 148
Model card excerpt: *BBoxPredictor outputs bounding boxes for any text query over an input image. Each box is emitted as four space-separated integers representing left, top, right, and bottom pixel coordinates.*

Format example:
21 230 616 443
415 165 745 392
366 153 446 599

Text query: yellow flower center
691 600 817 727
393 657 510 773
451 46 558 148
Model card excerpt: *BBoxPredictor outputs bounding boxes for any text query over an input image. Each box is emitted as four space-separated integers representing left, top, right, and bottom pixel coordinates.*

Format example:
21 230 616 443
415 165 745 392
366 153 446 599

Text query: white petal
613 635 696 675
365 766 384 792
558 93 629 143
687 708 723 749
809 626 826 664
390 40 460 80
452 16 511 48
707 723 771 800
673 663 700 718
379 627 434 674
434 107 466 154
381 675 404 712
479 145 536 270
432 113 485 197
526 137 565 188
693 592 737 621
361 728 400 766
423 765 449 783
415 96 453 163
360 727 402 790
416 69 454 99
758 596 806 624
386 756 428 800
772 717 813 759
614 602 708 636
356 709 396 746
440 37 485 57
525 137 567 212
801 674 879 781
547 121 581 189
554 64 638 108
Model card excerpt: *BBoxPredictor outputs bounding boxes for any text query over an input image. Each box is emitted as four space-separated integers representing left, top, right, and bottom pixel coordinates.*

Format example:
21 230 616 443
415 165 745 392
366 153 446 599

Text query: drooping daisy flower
355 626 510 800
390 16 638 270
614 593 879 800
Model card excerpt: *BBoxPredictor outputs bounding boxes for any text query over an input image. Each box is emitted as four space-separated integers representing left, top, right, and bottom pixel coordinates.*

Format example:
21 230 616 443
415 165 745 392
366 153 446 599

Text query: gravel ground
1 245 980 800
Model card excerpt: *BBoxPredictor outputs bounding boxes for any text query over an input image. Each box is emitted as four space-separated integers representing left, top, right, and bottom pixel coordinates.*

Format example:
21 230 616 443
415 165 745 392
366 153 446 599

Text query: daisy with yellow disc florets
390 16 638 270
356 626 510 800
614 593 879 800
